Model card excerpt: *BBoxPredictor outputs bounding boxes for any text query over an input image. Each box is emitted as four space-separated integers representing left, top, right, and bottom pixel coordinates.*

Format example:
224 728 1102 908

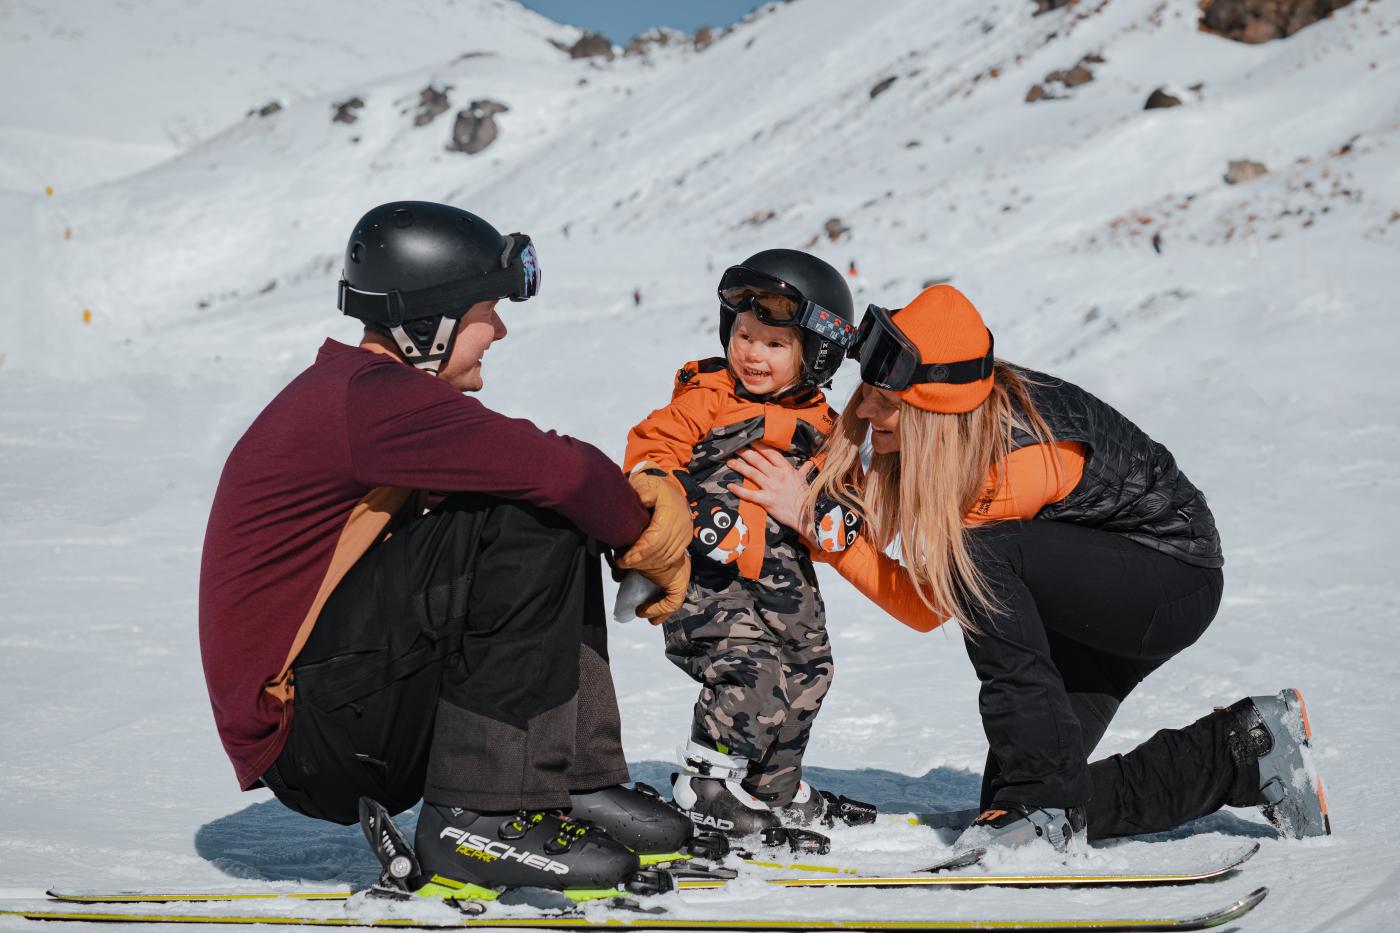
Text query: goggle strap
340 268 522 323
909 332 995 385
793 303 859 349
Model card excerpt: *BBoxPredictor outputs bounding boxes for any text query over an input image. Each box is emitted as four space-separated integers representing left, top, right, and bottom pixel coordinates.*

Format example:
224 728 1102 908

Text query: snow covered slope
1 0 1398 929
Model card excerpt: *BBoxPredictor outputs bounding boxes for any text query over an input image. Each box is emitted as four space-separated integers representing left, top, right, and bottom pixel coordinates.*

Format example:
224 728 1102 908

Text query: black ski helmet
337 201 540 374
718 249 855 388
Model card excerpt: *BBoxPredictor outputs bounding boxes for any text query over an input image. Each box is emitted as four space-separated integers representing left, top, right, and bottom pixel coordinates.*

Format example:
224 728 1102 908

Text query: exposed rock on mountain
1026 54 1101 102
1224 158 1269 184
446 99 509 154
1199 0 1358 43
870 76 898 99
568 31 614 60
331 97 365 124
1145 87 1183 109
414 85 451 127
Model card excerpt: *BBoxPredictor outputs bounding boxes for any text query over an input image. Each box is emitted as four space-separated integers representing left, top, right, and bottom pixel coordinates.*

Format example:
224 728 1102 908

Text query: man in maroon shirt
199 202 695 896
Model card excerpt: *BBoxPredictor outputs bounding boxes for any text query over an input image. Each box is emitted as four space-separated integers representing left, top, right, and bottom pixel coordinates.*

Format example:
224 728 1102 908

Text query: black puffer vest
1008 367 1223 568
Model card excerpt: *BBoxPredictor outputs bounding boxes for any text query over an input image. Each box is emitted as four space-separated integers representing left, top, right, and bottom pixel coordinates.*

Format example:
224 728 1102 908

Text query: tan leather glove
616 465 692 621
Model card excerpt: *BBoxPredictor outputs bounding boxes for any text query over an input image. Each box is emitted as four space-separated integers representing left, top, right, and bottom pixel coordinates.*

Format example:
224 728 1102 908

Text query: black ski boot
776 781 878 829
954 803 1086 852
671 772 781 837
567 783 698 859
413 803 644 901
1225 688 1332 838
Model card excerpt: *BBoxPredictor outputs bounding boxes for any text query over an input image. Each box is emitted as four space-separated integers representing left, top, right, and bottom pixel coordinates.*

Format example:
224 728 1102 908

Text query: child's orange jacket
624 358 836 581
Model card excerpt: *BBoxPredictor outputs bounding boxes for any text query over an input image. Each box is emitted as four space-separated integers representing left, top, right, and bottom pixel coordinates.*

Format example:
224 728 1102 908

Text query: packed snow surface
2 0 1398 929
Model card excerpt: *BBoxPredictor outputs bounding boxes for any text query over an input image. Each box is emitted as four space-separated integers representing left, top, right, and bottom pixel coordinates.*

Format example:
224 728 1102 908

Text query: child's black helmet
717 249 856 388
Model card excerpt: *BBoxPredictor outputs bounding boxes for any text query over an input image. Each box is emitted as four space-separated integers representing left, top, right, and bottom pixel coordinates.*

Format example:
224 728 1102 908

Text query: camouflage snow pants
662 566 833 807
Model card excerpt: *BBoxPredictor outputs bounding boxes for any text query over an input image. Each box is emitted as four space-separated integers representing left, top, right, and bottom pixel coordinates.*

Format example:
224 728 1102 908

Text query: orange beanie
892 285 995 414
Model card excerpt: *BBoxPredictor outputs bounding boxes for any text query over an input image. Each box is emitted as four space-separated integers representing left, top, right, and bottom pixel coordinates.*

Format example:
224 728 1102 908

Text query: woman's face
855 383 902 454
727 311 803 396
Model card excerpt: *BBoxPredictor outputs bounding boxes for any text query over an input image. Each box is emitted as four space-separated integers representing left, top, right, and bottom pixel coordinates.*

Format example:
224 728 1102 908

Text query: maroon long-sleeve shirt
199 340 648 789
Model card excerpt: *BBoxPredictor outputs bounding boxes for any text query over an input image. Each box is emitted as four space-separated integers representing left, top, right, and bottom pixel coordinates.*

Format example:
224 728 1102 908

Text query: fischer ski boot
412 803 656 901
776 781 878 829
1225 688 1332 838
568 782 719 863
955 803 1086 852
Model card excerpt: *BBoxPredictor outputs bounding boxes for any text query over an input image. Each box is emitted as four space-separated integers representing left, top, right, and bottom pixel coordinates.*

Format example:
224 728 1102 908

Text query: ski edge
2 887 1269 931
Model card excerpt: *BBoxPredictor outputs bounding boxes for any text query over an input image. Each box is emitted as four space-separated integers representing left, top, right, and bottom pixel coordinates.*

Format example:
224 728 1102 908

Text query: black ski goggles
717 266 858 350
850 303 995 391
339 233 540 325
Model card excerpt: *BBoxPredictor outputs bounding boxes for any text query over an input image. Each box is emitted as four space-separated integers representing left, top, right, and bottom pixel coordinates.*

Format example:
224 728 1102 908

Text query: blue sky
518 0 763 44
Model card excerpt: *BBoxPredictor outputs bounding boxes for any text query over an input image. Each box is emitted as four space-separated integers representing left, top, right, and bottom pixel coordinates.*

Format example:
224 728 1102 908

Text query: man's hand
616 466 692 621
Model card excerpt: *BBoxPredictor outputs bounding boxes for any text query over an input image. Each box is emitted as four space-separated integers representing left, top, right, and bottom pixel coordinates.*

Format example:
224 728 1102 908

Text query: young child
623 249 873 842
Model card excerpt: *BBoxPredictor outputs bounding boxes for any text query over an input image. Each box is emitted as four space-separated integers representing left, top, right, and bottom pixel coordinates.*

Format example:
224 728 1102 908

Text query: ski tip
1225 886 1270 919
1242 885 1270 909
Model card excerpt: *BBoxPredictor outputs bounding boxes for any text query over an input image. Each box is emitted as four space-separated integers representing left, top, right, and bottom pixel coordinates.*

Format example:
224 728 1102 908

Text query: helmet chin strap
389 316 459 376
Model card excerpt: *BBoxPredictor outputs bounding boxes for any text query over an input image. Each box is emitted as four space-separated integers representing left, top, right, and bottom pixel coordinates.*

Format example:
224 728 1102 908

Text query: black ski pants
962 520 1250 840
261 494 630 825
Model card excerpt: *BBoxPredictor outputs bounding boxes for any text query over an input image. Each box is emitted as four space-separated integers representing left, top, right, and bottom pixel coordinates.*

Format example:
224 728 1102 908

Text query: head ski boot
670 740 781 838
413 804 642 901
776 781 878 829
955 803 1086 852
1225 688 1331 838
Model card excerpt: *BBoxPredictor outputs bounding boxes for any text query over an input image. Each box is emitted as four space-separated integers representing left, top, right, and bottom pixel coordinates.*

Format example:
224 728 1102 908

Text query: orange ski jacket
812 440 1086 632
624 358 837 581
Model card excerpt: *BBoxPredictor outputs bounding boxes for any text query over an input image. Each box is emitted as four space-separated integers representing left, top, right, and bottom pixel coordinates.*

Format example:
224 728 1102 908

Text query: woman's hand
726 447 816 544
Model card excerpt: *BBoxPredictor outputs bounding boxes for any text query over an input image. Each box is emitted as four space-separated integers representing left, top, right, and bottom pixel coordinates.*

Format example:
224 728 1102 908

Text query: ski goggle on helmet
718 265 858 351
849 286 996 413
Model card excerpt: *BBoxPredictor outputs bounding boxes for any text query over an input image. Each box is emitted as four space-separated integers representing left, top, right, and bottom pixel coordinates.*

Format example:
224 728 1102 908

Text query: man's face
439 300 506 392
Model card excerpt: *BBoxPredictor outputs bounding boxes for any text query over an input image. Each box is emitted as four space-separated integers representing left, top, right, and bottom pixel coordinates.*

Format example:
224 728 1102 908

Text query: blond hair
806 364 1060 631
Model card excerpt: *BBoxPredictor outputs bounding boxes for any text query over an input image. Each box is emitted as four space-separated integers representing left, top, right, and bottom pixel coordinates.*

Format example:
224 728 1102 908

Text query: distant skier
730 284 1331 850
633 287 642 307
199 201 695 899
623 250 874 846
1152 231 1164 254
847 259 858 278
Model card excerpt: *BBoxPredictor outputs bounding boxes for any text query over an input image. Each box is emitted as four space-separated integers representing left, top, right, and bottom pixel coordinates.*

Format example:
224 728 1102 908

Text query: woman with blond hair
728 284 1330 850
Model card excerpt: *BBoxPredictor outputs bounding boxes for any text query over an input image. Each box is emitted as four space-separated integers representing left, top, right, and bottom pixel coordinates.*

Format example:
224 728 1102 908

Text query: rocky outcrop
870 76 898 99
414 86 452 127
1199 0 1357 43
446 100 509 155
1026 53 1102 102
1034 0 1076 12
824 217 851 241
247 100 282 118
1144 87 1183 109
332 97 365 124
1224 159 1268 184
569 31 614 60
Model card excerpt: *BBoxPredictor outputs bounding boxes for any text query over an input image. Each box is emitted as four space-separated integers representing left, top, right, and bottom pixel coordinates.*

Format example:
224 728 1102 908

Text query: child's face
727 311 802 396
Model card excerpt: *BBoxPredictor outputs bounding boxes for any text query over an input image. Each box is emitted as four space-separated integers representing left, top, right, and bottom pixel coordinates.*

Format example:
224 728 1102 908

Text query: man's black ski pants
960 520 1255 840
261 494 630 825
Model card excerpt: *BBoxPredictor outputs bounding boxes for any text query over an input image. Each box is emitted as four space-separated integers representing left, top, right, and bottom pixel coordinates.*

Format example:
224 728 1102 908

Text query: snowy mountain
1 0 1398 929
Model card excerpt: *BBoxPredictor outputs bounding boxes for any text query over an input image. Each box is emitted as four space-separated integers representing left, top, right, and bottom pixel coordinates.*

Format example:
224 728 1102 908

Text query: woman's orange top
814 440 1086 632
